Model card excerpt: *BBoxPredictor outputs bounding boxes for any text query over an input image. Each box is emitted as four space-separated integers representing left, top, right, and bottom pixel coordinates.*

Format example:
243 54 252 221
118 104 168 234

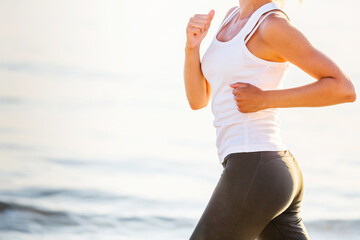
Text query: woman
183 0 356 239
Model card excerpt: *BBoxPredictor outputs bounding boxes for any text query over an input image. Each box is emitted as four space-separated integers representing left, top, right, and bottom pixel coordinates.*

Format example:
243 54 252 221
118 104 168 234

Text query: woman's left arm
230 14 356 113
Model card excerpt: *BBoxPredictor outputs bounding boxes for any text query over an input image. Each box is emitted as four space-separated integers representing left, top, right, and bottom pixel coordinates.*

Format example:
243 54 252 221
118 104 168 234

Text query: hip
221 150 304 203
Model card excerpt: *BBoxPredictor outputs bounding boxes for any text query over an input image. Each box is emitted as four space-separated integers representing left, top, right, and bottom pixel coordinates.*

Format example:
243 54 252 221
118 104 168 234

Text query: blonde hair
275 0 303 9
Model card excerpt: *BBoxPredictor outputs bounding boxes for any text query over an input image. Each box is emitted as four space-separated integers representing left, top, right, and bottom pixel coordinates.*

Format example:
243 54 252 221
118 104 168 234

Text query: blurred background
0 0 359 239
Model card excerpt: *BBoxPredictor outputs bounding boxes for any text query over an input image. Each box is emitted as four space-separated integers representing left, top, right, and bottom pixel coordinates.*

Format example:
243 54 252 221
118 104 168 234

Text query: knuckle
203 23 208 31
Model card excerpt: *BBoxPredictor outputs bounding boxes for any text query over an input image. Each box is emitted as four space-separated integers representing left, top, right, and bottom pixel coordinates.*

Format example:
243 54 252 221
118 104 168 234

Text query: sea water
0 0 359 239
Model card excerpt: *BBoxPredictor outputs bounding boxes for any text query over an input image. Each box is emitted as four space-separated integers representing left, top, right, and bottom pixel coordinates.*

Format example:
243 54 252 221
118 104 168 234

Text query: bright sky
1 0 359 78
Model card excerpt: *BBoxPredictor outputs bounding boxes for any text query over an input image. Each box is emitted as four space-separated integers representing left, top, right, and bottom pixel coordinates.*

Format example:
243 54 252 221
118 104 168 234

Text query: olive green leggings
189 150 310 240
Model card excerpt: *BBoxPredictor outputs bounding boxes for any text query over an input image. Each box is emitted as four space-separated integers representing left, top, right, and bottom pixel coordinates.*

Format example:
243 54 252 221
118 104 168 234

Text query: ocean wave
0 199 193 233
0 200 79 233
0 201 70 218
1 198 360 239
0 188 119 200
306 218 360 232
304 219 360 240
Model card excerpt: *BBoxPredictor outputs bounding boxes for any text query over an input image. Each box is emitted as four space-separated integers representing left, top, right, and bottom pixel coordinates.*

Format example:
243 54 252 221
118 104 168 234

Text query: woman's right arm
184 7 238 110
184 46 210 110
184 10 214 110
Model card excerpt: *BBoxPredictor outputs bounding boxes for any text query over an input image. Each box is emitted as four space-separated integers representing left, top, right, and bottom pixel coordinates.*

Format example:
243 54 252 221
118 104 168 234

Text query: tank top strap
241 2 289 41
244 9 290 44
215 6 240 35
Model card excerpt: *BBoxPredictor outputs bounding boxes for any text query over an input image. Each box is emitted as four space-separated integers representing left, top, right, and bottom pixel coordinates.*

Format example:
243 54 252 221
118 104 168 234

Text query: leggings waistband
222 150 291 168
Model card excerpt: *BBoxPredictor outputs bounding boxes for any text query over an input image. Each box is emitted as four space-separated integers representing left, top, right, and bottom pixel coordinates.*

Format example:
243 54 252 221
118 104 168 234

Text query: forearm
264 77 356 108
184 46 209 109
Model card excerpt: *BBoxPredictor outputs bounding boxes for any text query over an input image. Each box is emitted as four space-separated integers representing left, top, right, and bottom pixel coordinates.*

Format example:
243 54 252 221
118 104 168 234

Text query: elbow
189 102 207 110
190 104 200 110
188 93 210 110
340 78 357 103
346 91 357 102
189 98 209 110
325 76 356 104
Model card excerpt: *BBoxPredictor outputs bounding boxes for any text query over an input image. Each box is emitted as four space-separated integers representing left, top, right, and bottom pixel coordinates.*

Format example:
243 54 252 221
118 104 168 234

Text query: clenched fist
186 10 215 49
230 82 269 113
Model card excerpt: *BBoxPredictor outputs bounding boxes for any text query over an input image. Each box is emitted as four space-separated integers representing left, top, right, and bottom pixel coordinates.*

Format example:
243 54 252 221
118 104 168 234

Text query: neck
237 0 274 20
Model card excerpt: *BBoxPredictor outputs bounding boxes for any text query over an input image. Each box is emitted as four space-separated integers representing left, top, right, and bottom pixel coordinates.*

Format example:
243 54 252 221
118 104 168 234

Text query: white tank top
201 2 291 164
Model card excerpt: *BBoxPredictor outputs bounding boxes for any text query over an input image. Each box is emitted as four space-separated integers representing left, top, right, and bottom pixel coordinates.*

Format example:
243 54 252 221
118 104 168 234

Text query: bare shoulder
258 11 292 36
258 11 311 50
257 11 344 82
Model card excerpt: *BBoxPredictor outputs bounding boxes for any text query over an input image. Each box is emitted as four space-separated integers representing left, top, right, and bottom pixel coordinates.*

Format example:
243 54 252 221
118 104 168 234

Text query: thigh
189 152 263 240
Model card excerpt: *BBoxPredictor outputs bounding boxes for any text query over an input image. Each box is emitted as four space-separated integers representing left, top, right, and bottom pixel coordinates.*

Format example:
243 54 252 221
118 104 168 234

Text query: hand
186 9 215 49
230 82 268 113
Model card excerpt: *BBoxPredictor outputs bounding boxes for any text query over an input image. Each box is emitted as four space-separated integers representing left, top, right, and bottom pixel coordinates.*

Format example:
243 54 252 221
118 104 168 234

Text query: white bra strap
216 7 240 34
244 9 290 44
